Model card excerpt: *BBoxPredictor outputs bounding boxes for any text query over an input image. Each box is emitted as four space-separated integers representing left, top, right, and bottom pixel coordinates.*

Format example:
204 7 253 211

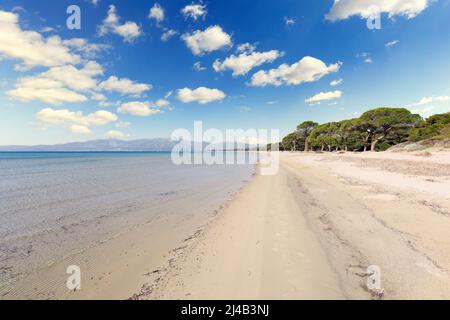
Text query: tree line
271 107 450 152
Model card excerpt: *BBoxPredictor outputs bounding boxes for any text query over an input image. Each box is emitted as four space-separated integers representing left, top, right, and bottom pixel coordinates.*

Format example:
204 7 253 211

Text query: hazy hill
0 139 177 152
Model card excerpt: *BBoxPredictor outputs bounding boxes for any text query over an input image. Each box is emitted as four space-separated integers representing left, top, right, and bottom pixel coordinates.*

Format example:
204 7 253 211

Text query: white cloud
91 92 107 101
284 17 296 27
326 0 431 21
0 10 80 69
70 125 92 135
155 99 170 108
99 76 151 97
193 61 207 71
90 0 101 7
251 56 341 87
149 3 165 23
8 79 88 105
385 40 400 48
177 87 226 104
161 29 177 41
365 57 373 64
182 25 232 55
42 61 103 91
213 50 283 77
7 61 104 105
236 43 256 54
330 78 343 86
105 130 126 139
117 101 161 117
181 3 207 21
410 105 435 117
407 96 450 107
99 101 115 107
36 108 117 133
98 5 142 43
305 90 342 104
62 38 110 58
40 26 55 33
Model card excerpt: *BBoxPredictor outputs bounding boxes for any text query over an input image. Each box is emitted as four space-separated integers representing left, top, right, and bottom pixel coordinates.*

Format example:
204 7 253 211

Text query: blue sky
0 0 450 145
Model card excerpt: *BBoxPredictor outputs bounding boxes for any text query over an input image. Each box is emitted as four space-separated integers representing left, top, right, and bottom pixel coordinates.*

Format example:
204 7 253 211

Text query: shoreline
136 151 450 300
2 151 450 299
0 159 255 300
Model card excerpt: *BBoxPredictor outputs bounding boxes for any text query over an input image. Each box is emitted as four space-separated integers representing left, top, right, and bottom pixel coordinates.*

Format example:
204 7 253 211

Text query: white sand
141 151 450 300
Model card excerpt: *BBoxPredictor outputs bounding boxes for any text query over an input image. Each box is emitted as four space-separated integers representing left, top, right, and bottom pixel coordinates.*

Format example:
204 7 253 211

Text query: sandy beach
2 151 450 300
136 151 450 300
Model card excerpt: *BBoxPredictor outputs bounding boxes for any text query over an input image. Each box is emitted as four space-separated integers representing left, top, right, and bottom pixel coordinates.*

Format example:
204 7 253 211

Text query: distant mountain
0 138 261 152
0 139 177 152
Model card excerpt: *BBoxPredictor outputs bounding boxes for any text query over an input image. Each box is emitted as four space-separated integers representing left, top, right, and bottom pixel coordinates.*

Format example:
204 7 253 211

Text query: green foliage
409 113 450 142
279 107 446 152
360 108 421 151
296 121 318 151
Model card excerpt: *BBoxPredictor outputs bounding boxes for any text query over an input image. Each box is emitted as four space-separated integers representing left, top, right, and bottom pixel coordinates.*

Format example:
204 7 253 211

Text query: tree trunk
321 144 325 152
370 140 377 152
370 134 384 152
304 139 309 152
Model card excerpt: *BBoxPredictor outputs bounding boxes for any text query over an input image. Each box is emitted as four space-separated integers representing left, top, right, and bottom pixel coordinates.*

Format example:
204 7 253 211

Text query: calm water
0 152 254 287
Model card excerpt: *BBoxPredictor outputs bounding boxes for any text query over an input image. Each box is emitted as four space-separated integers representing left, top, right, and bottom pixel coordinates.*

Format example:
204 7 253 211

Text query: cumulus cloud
91 92 107 101
7 61 104 104
70 124 92 135
98 5 142 43
8 78 88 105
155 99 170 108
181 3 207 21
105 130 126 139
36 108 117 134
213 49 283 77
176 87 226 104
250 56 341 87
62 38 110 58
182 26 232 55
99 76 151 97
0 10 80 69
305 90 342 104
330 78 343 86
149 3 165 23
326 0 431 21
117 101 161 117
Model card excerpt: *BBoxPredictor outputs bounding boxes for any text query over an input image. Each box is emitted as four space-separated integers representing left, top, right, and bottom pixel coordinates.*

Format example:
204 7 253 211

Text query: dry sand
139 151 450 300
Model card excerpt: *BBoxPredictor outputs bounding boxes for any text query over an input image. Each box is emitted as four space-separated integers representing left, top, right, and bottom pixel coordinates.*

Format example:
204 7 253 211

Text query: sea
0 152 255 296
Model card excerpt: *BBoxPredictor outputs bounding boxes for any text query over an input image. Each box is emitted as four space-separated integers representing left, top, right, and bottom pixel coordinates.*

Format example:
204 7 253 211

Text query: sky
0 0 450 145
